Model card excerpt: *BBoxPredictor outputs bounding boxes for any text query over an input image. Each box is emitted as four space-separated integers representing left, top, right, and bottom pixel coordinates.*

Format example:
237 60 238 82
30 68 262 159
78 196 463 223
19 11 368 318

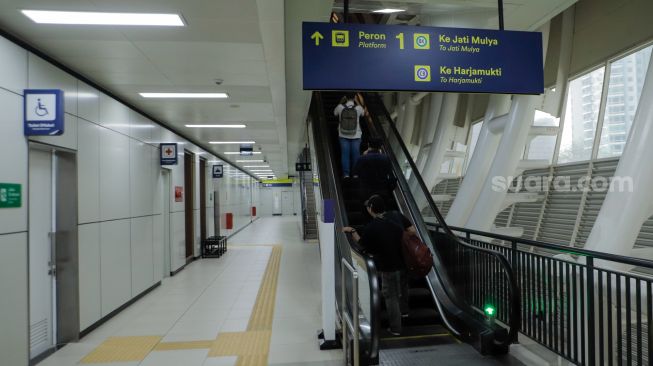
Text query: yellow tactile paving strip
79 245 283 365
80 336 162 363
153 340 214 351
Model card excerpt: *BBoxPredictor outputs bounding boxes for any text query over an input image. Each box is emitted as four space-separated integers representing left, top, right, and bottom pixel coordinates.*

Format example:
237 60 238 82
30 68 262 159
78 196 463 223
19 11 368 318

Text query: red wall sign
174 186 183 202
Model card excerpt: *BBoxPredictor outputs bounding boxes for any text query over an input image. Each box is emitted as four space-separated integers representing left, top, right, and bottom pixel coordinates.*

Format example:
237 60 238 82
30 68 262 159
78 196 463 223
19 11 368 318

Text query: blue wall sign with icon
302 22 544 94
212 165 224 178
160 143 178 165
24 89 65 136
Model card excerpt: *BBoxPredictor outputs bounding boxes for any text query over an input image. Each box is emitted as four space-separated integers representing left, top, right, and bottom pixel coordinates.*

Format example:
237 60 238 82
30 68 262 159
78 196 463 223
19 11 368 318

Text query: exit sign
0 183 22 208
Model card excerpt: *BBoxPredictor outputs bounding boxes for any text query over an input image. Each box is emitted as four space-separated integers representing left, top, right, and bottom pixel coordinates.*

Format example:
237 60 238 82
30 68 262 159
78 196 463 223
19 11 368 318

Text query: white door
162 169 171 278
29 148 55 359
272 190 282 215
282 191 294 216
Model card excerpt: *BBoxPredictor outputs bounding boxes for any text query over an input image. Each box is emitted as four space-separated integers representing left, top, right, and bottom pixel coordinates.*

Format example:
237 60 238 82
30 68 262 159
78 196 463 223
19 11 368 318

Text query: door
183 151 195 261
162 169 171 278
282 191 294 216
29 148 55 359
199 158 207 241
272 190 282 216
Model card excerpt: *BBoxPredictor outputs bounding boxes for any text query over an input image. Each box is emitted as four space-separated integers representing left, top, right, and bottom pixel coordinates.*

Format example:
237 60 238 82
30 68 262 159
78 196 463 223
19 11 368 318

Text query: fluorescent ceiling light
22 10 185 26
224 151 261 155
236 160 264 163
185 124 245 128
140 93 228 99
244 165 269 168
373 8 405 14
209 141 255 144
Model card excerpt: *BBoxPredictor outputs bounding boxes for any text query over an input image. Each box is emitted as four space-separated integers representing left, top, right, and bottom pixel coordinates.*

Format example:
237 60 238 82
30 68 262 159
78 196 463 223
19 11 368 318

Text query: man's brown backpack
401 232 434 277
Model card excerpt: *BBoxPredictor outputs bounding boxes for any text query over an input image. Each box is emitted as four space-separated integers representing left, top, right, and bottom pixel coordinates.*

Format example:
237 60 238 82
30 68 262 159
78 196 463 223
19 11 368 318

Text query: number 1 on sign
396 33 404 49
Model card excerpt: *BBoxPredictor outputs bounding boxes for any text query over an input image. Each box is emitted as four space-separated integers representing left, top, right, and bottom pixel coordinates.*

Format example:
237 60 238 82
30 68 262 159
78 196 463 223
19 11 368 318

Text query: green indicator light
484 305 496 317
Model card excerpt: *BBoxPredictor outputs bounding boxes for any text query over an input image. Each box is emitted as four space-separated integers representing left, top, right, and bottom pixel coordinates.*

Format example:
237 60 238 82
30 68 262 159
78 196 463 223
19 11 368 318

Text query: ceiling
0 0 576 178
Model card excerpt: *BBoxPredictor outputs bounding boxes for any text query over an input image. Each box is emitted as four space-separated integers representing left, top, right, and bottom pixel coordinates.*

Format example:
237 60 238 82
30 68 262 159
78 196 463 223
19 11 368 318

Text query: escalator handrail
311 92 381 360
364 92 520 345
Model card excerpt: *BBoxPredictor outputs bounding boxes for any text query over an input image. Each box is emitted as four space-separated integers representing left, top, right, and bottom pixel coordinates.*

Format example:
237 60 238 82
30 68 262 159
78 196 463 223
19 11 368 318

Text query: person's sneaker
387 328 401 336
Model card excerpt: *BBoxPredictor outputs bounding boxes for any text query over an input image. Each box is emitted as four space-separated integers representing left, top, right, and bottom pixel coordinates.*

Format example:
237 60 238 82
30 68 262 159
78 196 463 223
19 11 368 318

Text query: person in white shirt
333 93 365 178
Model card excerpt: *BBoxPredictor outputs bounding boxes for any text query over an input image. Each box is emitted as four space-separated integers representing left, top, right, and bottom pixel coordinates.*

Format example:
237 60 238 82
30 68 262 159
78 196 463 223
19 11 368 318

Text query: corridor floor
37 217 343 366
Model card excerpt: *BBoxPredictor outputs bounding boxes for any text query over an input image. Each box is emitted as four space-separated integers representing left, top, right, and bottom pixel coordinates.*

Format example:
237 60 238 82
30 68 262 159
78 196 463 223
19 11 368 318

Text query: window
558 67 605 163
527 110 560 163
598 45 652 158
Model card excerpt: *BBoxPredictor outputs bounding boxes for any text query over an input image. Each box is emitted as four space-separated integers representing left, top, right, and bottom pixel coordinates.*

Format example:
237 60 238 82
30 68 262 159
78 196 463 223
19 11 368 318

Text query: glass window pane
598 45 652 158
528 110 560 163
558 67 605 164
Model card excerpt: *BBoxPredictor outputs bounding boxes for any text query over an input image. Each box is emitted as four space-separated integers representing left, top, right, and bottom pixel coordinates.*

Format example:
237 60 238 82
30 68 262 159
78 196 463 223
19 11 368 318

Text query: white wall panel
0 90 28 234
0 37 27 95
206 207 215 237
152 149 164 215
29 113 78 150
27 54 77 115
170 212 186 272
130 216 154 296
194 209 201 256
99 128 130 220
130 139 153 217
78 223 101 330
0 233 28 366
99 93 130 135
78 82 100 124
130 111 153 143
77 120 101 224
100 219 131 316
152 213 164 282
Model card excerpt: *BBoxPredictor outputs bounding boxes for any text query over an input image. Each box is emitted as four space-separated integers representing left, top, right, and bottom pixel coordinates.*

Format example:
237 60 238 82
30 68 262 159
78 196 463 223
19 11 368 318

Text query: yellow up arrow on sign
311 31 324 46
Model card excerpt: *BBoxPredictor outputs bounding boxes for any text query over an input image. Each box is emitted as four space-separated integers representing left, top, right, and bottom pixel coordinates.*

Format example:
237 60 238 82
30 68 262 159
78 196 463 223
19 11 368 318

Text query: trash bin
202 235 227 258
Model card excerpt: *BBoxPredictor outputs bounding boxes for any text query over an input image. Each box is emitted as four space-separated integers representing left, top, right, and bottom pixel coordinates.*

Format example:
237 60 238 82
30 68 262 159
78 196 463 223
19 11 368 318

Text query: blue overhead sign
302 22 544 94
24 89 65 135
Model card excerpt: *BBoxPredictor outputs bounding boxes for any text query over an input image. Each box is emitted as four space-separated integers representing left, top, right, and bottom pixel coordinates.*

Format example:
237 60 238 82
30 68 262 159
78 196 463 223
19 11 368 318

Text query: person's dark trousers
400 270 410 316
381 271 402 334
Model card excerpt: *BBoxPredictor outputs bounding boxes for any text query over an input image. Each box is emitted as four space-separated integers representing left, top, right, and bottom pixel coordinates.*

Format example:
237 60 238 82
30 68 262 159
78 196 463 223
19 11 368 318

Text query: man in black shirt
343 195 410 335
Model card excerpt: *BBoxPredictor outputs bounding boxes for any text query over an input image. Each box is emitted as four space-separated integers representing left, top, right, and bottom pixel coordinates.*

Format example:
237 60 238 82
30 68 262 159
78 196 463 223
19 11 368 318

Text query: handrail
428 222 653 270
310 92 381 360
364 92 521 345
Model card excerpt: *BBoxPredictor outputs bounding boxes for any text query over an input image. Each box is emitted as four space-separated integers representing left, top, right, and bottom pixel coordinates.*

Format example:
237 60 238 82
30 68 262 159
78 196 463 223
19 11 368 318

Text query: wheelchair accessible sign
24 89 65 136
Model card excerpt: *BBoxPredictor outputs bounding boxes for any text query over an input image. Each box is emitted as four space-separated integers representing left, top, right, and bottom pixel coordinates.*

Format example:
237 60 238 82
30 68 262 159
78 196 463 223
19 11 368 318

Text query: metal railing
342 258 361 366
430 223 653 365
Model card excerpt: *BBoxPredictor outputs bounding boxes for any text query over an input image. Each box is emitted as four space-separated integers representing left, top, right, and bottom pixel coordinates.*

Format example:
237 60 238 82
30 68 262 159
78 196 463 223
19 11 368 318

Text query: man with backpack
342 195 415 335
333 93 365 178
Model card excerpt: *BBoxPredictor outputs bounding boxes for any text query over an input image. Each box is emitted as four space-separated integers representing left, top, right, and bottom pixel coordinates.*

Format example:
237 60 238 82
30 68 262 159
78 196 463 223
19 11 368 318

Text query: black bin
202 235 227 258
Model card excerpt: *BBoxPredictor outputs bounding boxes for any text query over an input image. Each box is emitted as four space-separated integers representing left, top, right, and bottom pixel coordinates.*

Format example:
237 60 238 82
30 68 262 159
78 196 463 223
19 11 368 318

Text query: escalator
309 91 521 365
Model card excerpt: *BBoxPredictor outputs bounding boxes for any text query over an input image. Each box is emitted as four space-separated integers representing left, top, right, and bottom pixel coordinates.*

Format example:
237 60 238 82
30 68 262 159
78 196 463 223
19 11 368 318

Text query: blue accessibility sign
24 89 65 135
302 22 543 94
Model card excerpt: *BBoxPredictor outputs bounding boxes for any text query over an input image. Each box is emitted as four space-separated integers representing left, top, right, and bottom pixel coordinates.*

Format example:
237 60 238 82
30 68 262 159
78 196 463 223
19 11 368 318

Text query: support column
466 95 538 231
395 93 408 132
416 93 444 172
446 95 511 226
584 58 653 257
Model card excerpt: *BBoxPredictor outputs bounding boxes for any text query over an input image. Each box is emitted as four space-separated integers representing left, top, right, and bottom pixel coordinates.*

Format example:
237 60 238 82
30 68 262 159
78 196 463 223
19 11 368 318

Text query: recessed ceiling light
140 93 228 99
185 124 245 128
21 10 185 26
250 170 273 172
236 159 264 163
373 8 405 14
224 152 261 155
209 141 255 145
244 165 270 168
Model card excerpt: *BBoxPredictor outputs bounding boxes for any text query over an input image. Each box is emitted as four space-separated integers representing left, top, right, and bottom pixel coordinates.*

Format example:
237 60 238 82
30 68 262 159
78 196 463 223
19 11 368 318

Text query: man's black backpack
340 104 358 137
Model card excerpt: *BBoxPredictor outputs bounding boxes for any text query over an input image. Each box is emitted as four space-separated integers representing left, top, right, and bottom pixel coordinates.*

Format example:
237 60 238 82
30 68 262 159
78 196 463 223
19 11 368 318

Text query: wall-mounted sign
160 143 178 165
0 183 21 208
212 165 224 178
296 162 312 172
302 22 544 94
24 89 65 135
174 186 183 202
